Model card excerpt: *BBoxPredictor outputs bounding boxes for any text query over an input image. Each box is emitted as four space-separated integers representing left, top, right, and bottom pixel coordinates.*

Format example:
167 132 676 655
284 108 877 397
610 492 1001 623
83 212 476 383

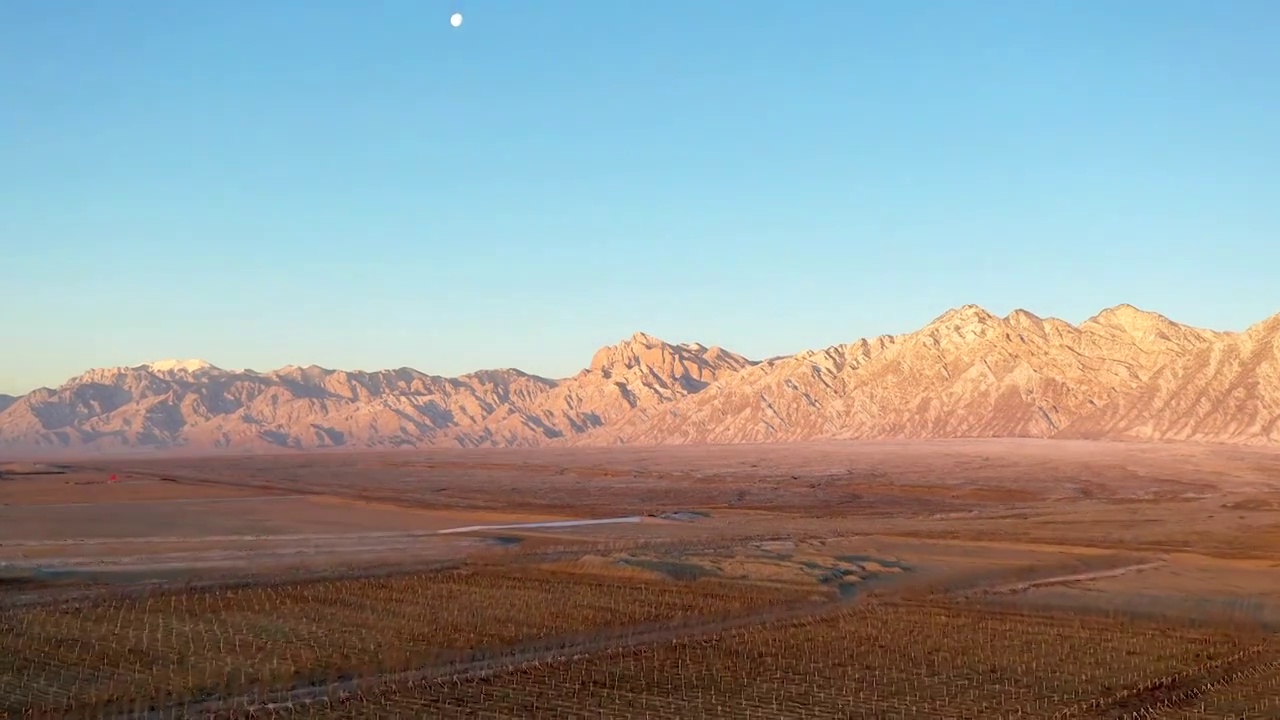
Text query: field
4 439 1280 718
0 568 821 717
270 604 1280 719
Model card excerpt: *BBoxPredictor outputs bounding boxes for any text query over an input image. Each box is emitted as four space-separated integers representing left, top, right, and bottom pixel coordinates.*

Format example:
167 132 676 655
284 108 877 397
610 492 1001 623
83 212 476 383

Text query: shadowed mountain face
1 304 1277 456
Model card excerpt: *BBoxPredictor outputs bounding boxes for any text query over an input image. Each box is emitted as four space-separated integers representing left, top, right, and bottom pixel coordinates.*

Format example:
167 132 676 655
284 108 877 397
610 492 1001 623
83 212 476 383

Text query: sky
2 1 1278 394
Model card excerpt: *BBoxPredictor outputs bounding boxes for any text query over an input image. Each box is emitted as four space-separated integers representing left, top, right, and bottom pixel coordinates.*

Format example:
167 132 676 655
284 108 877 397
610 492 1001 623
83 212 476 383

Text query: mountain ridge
2 304 1276 457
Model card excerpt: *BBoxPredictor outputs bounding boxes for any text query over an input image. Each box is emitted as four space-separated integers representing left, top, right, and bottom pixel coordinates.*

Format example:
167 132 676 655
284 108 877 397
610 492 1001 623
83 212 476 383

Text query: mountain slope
0 362 554 453
587 305 1225 445
0 335 753 455
527 333 756 434
1058 312 1280 444
0 305 1276 456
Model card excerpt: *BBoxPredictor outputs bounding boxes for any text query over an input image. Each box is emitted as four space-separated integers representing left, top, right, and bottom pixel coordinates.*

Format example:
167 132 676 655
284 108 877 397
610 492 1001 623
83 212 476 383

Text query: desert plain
4 438 1280 718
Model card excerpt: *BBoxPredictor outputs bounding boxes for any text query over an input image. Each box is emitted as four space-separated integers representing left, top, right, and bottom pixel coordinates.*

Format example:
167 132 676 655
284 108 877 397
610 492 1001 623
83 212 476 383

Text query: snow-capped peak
145 359 218 373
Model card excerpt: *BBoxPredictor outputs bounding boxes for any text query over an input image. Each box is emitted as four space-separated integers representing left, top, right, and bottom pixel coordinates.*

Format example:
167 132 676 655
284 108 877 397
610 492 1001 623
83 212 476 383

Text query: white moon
450 12 463 27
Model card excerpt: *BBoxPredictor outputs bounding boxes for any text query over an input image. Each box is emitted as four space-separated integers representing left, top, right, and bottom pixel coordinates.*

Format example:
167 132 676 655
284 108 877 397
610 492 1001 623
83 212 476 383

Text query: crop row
1148 652 1280 718
240 602 1269 720
0 567 816 717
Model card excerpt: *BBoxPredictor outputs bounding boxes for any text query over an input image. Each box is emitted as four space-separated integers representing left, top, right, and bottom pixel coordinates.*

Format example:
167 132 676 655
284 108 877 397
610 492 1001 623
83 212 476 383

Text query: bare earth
5 439 1280 595
5 438 1280 717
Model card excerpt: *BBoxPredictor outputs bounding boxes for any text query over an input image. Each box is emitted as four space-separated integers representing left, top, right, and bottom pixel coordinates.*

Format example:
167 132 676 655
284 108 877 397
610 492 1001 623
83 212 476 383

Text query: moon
450 12 463 27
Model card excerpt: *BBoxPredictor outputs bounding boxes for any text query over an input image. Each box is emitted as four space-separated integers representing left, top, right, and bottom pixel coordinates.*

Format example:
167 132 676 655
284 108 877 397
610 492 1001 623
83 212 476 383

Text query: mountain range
2 304 1277 457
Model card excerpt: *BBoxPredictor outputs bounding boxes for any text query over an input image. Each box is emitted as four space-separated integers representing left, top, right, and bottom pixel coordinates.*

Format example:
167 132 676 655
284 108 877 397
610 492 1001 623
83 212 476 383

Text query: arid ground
4 439 1280 718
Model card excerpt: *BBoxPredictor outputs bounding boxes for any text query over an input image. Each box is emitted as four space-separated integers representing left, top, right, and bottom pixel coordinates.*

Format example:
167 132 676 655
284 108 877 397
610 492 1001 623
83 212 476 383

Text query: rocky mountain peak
1245 311 1280 341
627 331 662 346
917 304 1004 345
1004 308 1044 327
1084 304 1171 333
587 332 750 380
929 304 999 325
1 303 1276 456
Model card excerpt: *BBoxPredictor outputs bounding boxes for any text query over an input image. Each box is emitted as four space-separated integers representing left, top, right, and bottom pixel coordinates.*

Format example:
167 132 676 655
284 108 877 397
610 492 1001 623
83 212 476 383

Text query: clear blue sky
3 1 1278 394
